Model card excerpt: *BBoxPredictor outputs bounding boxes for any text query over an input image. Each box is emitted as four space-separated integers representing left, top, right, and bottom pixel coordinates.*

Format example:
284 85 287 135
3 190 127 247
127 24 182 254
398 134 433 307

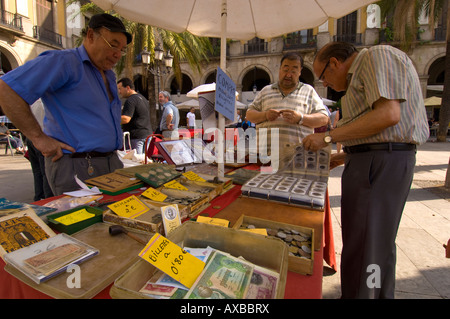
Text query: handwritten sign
107 195 149 219
215 67 236 121
161 205 181 236
163 180 188 191
139 233 205 288
196 215 229 227
141 187 168 202
54 208 95 226
182 171 206 182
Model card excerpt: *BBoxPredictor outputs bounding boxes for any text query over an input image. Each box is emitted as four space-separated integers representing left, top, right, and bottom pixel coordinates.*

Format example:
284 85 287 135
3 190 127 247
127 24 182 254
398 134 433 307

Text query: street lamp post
141 44 173 121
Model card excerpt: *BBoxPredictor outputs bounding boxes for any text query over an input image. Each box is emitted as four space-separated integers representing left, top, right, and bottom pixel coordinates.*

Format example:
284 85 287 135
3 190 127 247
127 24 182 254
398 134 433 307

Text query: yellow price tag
107 195 149 219
182 171 206 182
142 187 168 202
241 228 268 236
163 180 188 191
54 208 95 226
196 215 229 227
139 233 205 288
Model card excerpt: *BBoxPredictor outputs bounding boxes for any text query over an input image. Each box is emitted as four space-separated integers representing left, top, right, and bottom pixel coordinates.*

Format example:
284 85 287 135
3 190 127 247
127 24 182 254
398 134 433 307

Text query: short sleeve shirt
249 82 328 148
339 46 429 146
1 46 123 153
122 93 152 139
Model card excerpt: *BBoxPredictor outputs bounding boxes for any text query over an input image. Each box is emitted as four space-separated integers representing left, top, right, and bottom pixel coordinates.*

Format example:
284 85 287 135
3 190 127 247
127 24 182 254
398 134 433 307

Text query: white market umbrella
92 0 378 177
424 96 442 107
92 0 379 42
186 83 216 98
186 83 240 98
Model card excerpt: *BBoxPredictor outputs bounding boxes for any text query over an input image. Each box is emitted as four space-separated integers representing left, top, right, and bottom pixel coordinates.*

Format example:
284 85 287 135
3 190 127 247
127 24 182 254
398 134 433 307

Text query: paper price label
142 187 167 202
107 195 149 219
139 233 205 288
241 228 268 236
163 180 188 191
54 208 95 226
182 171 206 182
196 215 229 227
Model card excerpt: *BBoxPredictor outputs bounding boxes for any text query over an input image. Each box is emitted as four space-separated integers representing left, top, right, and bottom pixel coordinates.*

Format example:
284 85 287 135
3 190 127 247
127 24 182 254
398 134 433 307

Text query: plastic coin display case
241 145 331 210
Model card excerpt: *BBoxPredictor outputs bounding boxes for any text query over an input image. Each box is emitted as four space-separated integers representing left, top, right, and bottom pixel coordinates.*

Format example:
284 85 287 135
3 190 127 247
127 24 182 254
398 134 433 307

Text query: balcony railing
33 26 62 47
244 38 268 55
434 27 446 41
284 33 317 49
0 9 23 31
333 33 362 45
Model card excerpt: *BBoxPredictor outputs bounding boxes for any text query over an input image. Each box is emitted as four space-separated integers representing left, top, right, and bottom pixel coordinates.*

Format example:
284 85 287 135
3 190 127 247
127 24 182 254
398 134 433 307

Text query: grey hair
159 91 171 101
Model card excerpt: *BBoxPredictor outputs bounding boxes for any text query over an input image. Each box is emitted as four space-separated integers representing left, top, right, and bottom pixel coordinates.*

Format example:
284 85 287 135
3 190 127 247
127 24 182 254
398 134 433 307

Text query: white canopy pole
217 0 227 179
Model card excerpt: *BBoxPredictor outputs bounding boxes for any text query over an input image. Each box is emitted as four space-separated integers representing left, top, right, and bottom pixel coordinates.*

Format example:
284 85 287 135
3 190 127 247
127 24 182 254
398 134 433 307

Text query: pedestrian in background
117 77 152 154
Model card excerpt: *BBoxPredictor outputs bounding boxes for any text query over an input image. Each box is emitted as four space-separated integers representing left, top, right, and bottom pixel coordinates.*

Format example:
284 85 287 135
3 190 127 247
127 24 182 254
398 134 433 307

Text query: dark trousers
27 140 53 201
340 149 416 298
45 152 123 196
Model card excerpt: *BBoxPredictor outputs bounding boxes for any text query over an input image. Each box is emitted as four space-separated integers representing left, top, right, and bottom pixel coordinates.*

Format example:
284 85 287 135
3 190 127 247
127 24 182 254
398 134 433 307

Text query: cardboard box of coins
110 221 288 299
233 215 314 275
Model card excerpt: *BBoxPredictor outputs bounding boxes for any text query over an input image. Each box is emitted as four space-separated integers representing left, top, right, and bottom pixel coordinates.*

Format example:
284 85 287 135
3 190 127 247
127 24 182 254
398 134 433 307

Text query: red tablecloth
0 177 336 299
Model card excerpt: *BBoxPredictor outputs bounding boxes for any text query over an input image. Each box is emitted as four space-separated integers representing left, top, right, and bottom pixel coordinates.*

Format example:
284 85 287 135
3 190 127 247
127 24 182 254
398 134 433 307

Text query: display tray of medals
241 144 330 211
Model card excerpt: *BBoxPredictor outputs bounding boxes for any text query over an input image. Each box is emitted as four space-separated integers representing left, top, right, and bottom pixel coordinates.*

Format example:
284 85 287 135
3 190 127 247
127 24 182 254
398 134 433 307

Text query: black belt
70 151 114 158
343 143 416 154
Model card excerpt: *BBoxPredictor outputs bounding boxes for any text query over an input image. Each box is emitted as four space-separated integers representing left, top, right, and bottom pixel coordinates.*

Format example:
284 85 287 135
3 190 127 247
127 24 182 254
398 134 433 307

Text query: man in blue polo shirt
0 13 132 195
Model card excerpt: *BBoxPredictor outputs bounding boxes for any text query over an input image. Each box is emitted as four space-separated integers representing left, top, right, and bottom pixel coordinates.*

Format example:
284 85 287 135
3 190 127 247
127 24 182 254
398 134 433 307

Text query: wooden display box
103 207 163 235
143 189 210 219
110 221 288 299
214 197 324 250
233 215 314 275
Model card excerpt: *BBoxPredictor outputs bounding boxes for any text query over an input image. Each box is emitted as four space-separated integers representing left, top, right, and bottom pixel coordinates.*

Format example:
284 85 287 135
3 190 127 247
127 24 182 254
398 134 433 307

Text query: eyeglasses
318 60 330 81
99 33 127 56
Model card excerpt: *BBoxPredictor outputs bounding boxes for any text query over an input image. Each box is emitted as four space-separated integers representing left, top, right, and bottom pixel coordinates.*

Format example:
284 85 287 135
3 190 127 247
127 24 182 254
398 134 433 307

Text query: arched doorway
300 67 314 87
170 73 193 95
426 56 445 121
242 67 271 92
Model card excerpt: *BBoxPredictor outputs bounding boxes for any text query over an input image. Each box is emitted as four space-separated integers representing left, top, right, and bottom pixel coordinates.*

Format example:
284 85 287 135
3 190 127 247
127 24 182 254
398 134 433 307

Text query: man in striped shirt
303 42 429 299
246 53 329 167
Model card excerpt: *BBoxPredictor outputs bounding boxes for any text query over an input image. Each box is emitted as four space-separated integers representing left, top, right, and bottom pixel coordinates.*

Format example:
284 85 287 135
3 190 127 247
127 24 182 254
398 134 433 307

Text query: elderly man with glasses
0 13 132 195
303 42 429 299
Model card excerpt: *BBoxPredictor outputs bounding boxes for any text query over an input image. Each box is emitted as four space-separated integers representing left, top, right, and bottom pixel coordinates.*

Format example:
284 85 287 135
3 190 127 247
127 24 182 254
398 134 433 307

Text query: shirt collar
348 48 368 75
77 45 91 63
272 81 303 96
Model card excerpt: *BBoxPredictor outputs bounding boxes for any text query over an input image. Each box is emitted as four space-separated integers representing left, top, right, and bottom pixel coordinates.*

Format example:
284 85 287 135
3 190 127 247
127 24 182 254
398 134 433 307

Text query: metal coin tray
241 145 331 210
241 174 327 209
291 145 329 176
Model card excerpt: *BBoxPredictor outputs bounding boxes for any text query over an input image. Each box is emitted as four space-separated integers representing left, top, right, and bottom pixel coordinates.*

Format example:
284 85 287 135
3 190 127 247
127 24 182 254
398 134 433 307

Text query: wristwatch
324 131 332 144
298 113 304 125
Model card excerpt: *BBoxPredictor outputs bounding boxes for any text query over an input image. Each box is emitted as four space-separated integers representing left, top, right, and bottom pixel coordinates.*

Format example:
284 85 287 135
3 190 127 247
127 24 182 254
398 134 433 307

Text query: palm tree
67 1 213 128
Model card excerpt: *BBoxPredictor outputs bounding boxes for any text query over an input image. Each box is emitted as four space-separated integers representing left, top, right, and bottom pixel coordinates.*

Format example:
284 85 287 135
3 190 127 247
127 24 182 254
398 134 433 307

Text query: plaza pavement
0 139 449 299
